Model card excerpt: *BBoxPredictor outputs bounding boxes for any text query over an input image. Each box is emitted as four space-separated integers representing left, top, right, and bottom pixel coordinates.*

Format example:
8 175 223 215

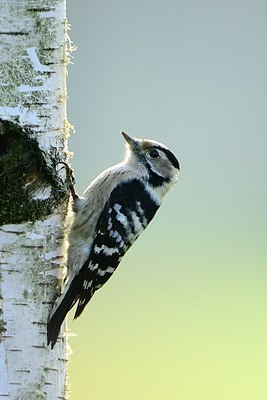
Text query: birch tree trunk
0 1 69 398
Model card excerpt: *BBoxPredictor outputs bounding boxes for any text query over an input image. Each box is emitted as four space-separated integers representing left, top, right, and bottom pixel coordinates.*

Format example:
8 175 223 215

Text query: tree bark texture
0 1 69 398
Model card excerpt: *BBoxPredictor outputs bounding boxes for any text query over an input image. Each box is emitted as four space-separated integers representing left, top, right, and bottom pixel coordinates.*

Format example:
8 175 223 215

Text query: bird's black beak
121 131 141 153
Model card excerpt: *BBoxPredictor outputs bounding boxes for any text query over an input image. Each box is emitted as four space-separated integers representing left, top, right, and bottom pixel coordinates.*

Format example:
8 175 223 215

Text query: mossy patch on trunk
0 119 68 225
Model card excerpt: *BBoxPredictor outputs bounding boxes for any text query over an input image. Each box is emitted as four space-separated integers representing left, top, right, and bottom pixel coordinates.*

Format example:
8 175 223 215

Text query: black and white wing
47 179 159 347
73 178 159 318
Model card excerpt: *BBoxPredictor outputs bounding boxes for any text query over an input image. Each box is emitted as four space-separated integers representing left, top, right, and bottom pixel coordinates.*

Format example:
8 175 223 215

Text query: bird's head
121 131 180 191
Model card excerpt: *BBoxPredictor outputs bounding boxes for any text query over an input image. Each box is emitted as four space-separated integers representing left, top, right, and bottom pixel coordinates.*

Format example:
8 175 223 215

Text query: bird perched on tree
47 131 180 348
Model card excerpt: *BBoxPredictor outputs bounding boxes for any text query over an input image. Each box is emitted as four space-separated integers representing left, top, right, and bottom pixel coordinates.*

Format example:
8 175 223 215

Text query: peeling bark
0 0 69 398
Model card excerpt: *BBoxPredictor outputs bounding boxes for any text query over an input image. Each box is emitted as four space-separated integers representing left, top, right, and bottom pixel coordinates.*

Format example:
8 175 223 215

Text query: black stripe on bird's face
145 162 170 187
151 145 180 170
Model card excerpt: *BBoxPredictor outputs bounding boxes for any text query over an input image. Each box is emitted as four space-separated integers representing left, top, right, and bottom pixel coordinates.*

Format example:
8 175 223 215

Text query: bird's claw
57 161 78 200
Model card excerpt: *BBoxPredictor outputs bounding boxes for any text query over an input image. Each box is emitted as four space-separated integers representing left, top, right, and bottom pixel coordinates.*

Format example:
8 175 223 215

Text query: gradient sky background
66 1 267 399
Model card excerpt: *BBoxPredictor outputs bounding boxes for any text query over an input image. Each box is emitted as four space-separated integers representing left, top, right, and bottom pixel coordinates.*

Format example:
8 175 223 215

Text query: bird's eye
148 148 159 159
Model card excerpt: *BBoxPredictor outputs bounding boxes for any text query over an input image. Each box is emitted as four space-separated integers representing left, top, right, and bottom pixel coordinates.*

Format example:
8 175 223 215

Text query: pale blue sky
67 1 267 399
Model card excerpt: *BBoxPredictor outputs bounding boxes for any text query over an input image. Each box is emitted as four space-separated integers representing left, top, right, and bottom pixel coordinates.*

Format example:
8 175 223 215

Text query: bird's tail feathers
73 292 93 320
47 276 80 349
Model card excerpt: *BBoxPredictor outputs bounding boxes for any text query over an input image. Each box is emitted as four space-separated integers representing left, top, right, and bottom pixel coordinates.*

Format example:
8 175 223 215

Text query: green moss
0 119 68 225
13 374 50 399
15 387 47 400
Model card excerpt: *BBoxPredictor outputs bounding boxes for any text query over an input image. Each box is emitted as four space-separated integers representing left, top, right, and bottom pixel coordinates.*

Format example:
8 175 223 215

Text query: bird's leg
58 161 79 201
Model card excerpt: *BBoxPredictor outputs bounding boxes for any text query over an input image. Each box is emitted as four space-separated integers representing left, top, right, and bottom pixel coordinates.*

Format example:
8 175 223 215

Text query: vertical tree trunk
0 1 69 398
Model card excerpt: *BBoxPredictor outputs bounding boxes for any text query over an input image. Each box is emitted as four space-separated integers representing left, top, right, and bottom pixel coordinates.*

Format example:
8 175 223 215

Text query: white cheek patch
147 160 164 177
146 149 173 179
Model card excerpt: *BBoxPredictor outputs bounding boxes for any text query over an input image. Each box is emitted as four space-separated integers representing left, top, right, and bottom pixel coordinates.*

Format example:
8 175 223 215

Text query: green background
67 1 267 399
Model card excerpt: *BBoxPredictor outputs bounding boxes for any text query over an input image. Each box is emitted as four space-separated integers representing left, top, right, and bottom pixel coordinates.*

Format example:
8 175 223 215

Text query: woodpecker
47 131 180 348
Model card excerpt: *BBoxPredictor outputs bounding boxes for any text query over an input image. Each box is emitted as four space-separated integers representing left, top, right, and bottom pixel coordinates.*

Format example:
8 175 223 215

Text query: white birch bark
0 1 69 398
